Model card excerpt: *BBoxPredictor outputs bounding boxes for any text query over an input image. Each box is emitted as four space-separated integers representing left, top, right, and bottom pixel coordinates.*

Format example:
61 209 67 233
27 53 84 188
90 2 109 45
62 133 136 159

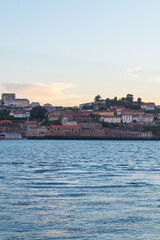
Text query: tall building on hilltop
1 93 29 107
2 93 16 102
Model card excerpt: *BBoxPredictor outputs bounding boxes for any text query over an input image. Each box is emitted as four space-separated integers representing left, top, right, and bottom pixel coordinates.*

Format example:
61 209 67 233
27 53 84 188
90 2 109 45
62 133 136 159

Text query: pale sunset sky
1 0 160 106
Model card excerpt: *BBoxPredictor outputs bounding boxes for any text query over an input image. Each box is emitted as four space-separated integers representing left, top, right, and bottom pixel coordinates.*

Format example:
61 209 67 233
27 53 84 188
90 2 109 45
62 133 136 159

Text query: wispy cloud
121 67 142 79
0 82 83 105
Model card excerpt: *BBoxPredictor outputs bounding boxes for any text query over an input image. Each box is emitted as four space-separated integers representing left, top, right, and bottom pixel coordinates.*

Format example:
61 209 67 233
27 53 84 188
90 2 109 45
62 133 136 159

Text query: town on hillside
0 93 160 140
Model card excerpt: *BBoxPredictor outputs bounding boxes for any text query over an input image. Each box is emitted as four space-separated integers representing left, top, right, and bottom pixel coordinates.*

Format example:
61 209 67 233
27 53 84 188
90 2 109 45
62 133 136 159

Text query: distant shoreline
26 136 159 141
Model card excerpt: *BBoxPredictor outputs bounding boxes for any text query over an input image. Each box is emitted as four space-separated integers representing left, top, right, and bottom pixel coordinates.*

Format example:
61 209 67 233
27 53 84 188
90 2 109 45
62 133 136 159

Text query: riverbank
26 135 158 140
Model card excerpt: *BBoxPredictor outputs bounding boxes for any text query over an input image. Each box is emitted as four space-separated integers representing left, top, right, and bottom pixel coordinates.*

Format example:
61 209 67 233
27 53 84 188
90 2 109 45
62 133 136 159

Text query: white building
122 115 133 123
2 93 15 102
61 117 77 126
141 115 154 123
116 108 124 116
139 132 153 138
100 116 122 123
4 99 29 107
141 103 155 111
1 93 29 107
132 114 154 123
132 115 141 123
9 110 28 118
0 133 22 140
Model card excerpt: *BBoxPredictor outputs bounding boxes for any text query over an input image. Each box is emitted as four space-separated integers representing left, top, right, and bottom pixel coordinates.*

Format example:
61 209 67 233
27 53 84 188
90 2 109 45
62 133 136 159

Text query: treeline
0 110 25 122
105 94 142 109
82 94 143 110
0 110 14 121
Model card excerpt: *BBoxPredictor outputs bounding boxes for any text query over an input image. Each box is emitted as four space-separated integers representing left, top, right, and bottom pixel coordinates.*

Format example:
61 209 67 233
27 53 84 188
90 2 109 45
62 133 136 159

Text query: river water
0 140 160 239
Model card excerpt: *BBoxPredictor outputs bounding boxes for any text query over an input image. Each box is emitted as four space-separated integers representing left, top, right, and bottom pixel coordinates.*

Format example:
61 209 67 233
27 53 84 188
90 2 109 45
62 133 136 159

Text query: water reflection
0 140 160 239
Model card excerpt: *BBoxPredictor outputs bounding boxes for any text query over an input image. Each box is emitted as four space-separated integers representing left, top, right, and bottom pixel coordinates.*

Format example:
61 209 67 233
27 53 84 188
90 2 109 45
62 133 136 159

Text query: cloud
0 82 83 105
121 67 142 79
149 76 160 82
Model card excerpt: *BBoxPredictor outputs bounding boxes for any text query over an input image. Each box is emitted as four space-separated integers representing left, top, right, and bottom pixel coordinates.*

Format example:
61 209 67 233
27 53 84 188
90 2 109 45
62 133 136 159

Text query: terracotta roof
101 116 121 118
11 110 26 114
133 115 141 117
142 115 154 118
141 103 155 106
96 110 114 113
0 120 12 123
50 125 81 129
0 122 21 128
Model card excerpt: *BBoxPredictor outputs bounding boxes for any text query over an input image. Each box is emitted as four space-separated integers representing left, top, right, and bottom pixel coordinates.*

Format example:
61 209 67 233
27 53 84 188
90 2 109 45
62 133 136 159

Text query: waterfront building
0 120 22 139
104 129 152 139
49 125 82 136
79 122 102 129
81 128 106 137
28 126 48 136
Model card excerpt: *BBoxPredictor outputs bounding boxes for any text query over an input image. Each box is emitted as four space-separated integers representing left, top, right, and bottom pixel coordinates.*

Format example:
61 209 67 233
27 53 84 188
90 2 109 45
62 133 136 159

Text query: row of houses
0 118 155 140
48 125 153 139
0 120 22 139
100 114 154 124
48 109 155 125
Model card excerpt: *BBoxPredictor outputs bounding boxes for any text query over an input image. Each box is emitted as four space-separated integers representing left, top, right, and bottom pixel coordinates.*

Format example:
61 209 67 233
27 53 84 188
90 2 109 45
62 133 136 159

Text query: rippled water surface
1 140 160 239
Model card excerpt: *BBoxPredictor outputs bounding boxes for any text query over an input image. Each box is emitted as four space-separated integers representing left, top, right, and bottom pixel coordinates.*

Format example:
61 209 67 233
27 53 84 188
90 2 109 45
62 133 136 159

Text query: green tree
106 98 110 107
30 106 47 120
94 95 101 102
121 97 125 102
114 97 117 102
126 94 134 103
0 109 13 121
137 97 142 104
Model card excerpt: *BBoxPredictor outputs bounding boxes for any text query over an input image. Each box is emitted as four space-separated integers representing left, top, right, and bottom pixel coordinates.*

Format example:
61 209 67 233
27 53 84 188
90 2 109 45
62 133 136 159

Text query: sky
1 0 160 106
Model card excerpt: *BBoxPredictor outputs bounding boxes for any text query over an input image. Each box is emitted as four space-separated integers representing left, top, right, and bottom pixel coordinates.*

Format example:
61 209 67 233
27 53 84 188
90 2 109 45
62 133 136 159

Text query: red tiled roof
96 110 114 113
141 103 155 106
142 115 154 118
0 120 12 123
101 116 121 118
50 125 81 129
